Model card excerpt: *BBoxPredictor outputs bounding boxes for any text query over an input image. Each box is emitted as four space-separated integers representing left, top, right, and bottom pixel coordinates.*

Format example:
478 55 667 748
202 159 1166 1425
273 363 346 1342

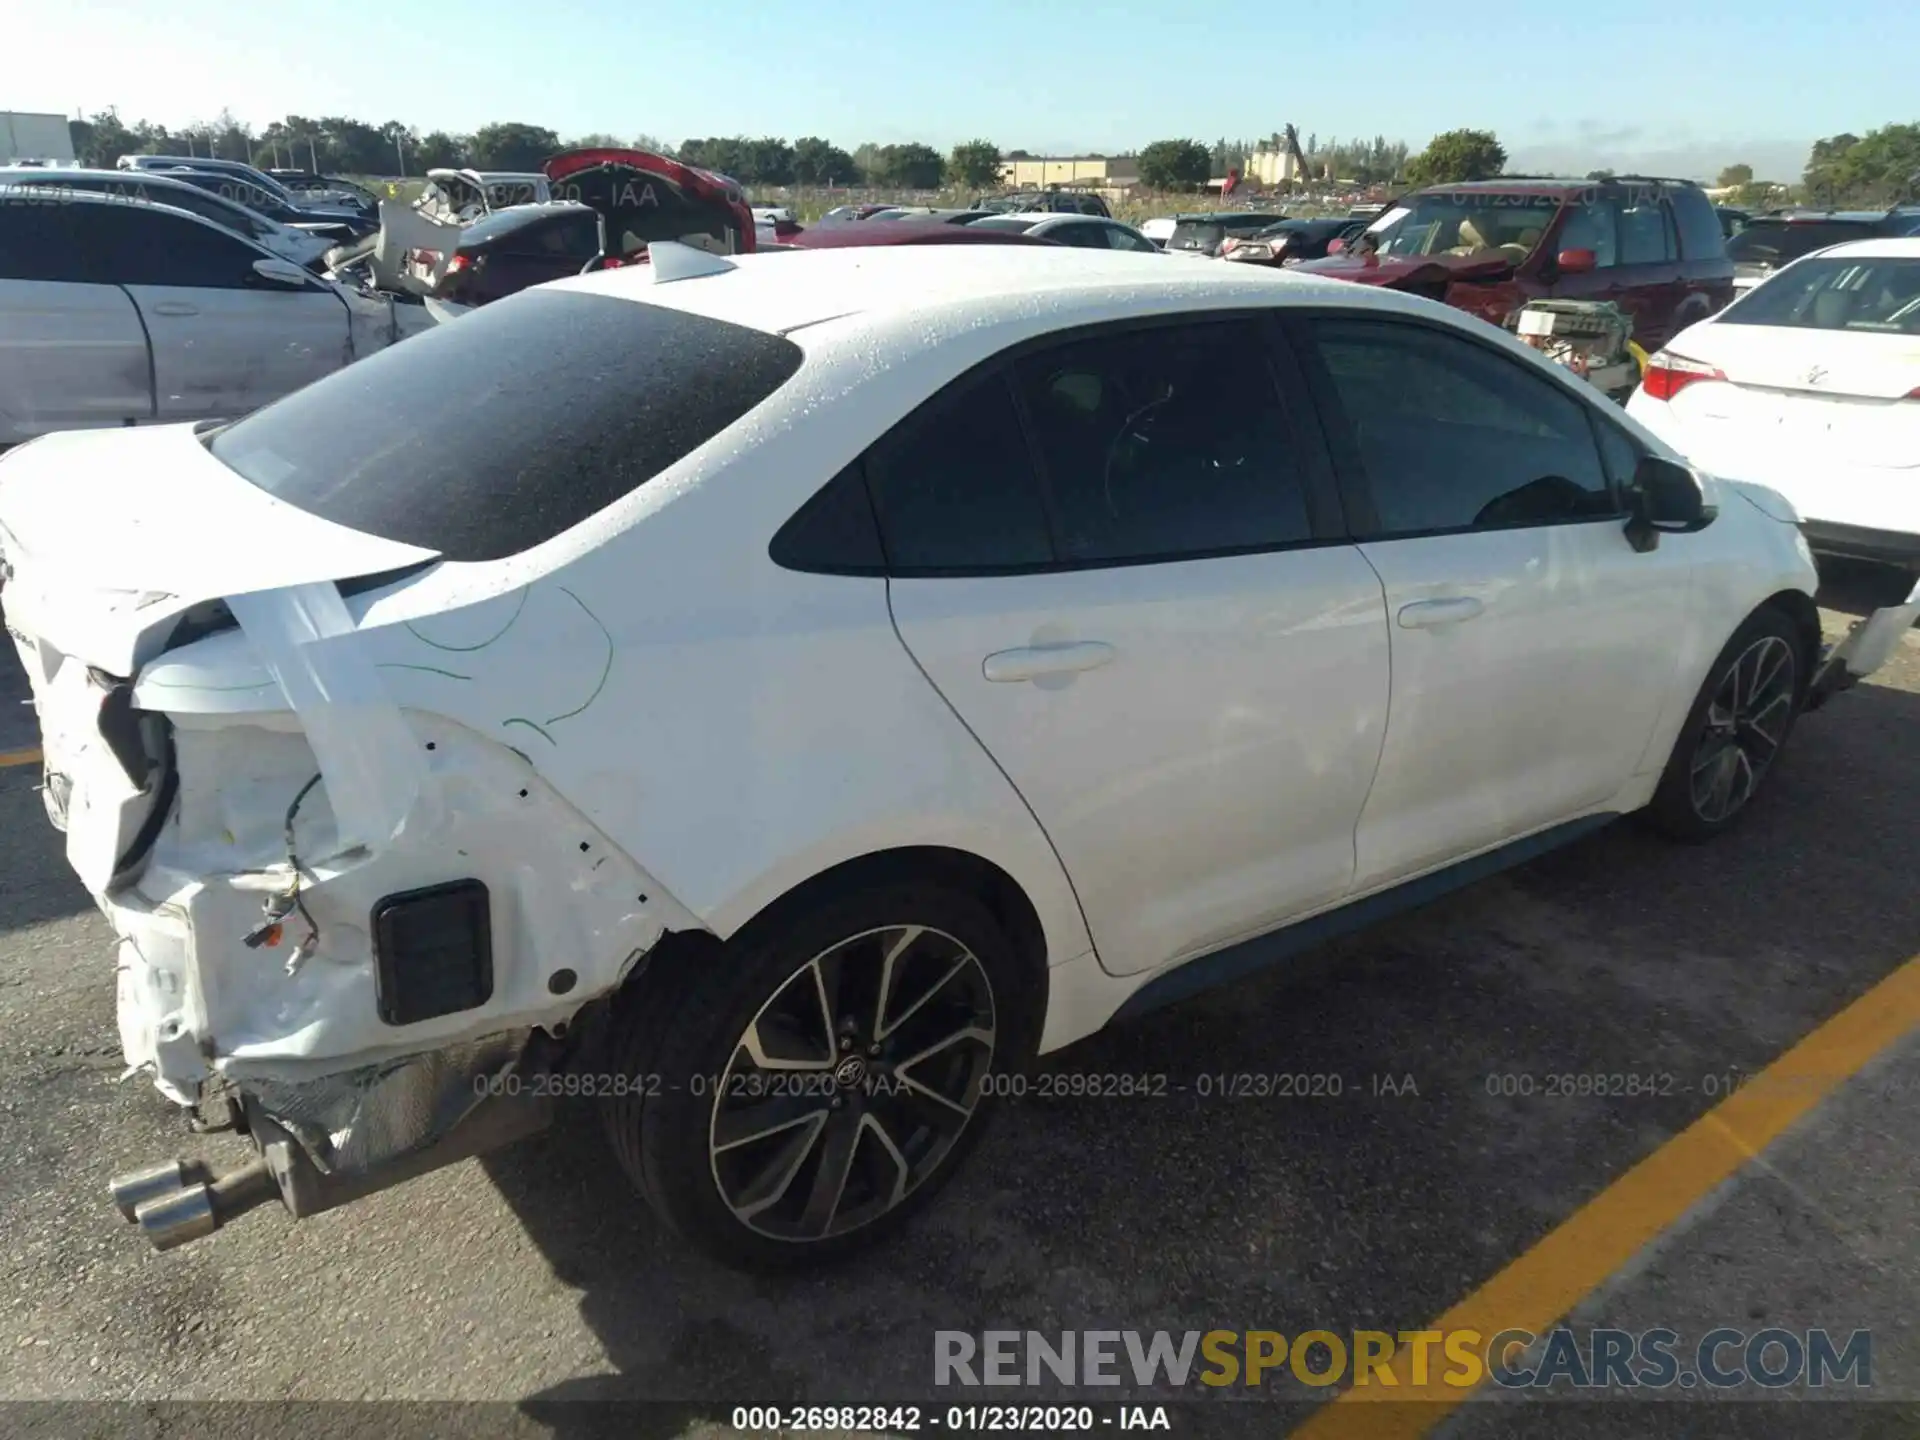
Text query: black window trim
771 307 1355 580
1279 306 1635 545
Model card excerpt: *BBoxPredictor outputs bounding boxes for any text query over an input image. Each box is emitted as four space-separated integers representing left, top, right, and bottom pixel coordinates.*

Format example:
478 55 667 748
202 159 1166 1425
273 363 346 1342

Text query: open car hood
542 148 755 261
1295 251 1515 287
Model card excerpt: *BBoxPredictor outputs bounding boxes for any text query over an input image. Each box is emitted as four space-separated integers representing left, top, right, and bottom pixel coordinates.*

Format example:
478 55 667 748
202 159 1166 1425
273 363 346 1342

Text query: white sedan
1629 237 1920 571
4 243 1911 1267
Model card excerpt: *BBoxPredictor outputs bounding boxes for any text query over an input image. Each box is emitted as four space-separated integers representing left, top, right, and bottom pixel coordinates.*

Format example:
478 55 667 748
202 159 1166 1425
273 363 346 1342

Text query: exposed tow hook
107 1159 280 1251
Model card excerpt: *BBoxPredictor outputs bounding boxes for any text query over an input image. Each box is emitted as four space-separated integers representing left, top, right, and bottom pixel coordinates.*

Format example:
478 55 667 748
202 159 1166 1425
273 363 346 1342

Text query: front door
1292 312 1693 891
97 205 348 419
878 316 1392 977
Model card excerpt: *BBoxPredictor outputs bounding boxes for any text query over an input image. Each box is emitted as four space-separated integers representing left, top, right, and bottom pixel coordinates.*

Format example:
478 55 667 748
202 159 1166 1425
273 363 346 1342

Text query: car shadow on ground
483 677 1920 1434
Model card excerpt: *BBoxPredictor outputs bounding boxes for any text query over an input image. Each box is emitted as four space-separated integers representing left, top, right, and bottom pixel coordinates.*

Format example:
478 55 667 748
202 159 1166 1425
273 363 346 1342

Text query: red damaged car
1293 177 1735 352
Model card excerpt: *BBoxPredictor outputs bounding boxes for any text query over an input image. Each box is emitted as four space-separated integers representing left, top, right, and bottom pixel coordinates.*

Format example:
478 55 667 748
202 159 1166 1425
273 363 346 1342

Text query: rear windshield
1168 216 1276 249
208 290 804 561
1720 256 1920 334
457 205 584 246
1727 221 1878 267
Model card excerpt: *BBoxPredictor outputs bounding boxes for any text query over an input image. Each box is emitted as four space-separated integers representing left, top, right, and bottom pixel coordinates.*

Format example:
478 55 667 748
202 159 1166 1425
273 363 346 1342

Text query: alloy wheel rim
709 925 996 1242
1689 635 1796 824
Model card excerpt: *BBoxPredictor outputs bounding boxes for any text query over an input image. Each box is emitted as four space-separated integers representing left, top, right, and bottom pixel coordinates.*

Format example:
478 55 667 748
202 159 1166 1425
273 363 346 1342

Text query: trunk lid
1662 326 1920 469
0 425 439 677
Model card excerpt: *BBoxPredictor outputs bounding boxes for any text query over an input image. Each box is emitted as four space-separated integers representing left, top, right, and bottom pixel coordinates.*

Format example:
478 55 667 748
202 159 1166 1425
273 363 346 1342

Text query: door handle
1397 597 1485 629
148 302 198 317
982 641 1116 683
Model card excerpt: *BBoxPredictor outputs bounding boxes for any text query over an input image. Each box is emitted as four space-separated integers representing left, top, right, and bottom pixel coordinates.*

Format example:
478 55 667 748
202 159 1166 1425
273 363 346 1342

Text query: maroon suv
1294 177 1735 351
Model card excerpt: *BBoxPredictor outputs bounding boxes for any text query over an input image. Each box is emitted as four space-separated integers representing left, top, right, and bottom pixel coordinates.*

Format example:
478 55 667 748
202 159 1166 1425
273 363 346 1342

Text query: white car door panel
871 317 1391 978
0 278 152 440
1301 313 1693 890
1354 520 1687 887
130 285 347 420
892 555 1390 977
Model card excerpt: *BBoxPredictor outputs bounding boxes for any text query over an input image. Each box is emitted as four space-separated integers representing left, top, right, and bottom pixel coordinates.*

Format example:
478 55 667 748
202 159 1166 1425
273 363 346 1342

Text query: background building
998 155 1139 189
1 111 76 164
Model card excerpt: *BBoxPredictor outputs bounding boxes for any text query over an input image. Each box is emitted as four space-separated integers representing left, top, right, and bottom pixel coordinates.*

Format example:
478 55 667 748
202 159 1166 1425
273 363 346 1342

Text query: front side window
1720 256 1920 334
209 291 804 561
1310 318 1616 536
1618 197 1678 264
1011 320 1312 563
85 206 265 287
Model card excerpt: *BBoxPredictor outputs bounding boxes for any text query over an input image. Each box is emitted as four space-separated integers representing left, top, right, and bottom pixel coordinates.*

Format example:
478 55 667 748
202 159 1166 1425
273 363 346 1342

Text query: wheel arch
609 845 1055 1040
1759 587 1823 699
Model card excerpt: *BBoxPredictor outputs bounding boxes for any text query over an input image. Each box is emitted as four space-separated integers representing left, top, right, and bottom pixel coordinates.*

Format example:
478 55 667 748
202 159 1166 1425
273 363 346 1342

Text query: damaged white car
0 190 432 446
4 245 1914 1270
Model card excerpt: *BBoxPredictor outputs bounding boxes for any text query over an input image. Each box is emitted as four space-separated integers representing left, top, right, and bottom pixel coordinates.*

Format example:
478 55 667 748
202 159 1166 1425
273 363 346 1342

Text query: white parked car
1139 215 1177 248
966 213 1161 251
1629 238 1920 571
0 167 336 268
0 191 430 445
4 245 1911 1267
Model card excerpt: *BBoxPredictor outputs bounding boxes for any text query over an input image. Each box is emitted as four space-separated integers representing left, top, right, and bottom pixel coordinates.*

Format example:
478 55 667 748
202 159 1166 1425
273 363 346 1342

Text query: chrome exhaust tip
134 1184 217 1251
108 1159 210 1223
129 1160 279 1252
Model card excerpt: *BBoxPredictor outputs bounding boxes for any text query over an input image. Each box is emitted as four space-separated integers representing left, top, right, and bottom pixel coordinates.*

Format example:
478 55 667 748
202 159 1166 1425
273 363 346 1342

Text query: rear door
89 204 350 420
1291 312 1693 890
880 314 1391 977
0 200 152 439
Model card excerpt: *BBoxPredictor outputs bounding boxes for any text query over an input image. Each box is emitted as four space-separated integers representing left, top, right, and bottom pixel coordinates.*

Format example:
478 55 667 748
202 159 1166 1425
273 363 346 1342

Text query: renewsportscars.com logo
934 1328 1872 1391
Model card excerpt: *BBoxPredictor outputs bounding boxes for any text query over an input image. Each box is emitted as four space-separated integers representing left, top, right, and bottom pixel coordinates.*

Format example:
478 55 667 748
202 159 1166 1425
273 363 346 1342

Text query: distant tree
467 122 562 171
413 131 466 170
565 132 629 150
742 136 796 185
69 107 136 167
1586 168 1615 181
1404 129 1507 185
1815 122 1920 202
946 138 1002 189
873 142 944 189
1803 132 1861 203
680 137 751 178
1006 148 1034 160
1138 139 1210 190
793 135 857 185
852 142 883 181
1716 162 1753 188
633 134 675 156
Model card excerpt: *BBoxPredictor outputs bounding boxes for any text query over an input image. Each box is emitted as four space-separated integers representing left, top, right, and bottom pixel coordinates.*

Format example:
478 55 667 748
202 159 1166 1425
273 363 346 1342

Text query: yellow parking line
1290 952 1920 1438
0 745 41 769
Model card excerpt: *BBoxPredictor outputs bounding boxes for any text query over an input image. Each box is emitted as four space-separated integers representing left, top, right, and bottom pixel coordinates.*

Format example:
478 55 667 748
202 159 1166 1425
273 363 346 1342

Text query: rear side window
1729 221 1876 266
862 373 1053 573
208 290 804 561
0 197 79 281
1011 320 1312 563
1618 197 1677 264
1670 187 1728 260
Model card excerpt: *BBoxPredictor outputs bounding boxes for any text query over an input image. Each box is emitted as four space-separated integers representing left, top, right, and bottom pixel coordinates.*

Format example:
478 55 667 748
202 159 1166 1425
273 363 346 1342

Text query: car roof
1794 237 1920 260
0 184 261 231
558 241 1414 338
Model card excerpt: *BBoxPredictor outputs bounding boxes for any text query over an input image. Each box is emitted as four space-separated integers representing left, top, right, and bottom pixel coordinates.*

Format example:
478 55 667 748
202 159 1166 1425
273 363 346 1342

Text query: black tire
1642 606 1807 842
602 881 1040 1271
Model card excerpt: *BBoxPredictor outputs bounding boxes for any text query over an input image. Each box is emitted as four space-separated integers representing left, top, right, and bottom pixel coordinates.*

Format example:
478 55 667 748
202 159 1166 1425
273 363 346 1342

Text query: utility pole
394 131 406 177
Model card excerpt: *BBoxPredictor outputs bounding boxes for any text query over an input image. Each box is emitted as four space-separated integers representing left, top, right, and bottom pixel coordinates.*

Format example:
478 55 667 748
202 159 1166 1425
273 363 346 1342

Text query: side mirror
1625 454 1716 552
1556 247 1597 275
250 256 312 288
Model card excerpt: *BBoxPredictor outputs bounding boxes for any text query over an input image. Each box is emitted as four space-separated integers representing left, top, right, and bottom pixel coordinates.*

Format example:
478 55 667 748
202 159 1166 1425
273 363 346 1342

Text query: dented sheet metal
227 583 429 854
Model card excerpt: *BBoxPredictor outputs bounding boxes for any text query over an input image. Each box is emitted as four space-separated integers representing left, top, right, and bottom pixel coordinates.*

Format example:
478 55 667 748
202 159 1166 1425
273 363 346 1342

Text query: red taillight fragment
1641 352 1727 402
444 254 471 274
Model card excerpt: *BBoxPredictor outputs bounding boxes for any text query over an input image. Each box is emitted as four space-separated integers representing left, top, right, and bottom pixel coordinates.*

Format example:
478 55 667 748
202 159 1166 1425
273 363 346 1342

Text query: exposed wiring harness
241 773 324 975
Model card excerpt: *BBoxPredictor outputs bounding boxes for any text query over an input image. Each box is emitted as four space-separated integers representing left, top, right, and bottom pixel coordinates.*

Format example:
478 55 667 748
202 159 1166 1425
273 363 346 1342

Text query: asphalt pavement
1 567 1918 1439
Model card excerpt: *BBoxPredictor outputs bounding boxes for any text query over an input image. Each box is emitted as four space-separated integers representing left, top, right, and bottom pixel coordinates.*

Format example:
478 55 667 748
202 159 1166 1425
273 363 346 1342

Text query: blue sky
14 0 1915 180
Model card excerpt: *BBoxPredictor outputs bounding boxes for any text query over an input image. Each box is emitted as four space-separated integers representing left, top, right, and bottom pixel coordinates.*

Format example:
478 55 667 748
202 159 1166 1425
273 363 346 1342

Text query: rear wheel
602 882 1038 1270
1643 607 1805 841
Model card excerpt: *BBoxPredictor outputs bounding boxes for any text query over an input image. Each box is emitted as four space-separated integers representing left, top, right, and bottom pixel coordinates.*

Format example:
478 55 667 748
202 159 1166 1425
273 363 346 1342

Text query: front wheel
602 882 1039 1270
1642 608 1806 841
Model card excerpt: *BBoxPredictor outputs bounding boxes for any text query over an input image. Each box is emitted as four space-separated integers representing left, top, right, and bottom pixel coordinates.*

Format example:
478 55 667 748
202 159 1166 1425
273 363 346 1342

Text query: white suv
3 244 1910 1268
